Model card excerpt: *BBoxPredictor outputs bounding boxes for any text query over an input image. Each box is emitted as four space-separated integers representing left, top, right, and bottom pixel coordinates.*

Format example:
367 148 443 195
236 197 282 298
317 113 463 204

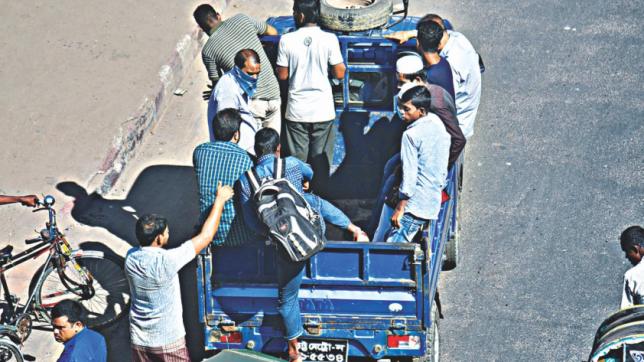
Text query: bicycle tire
29 250 130 329
0 338 23 362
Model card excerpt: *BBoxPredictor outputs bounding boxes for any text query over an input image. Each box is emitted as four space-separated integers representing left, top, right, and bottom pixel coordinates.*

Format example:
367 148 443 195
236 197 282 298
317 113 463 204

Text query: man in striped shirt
193 4 282 133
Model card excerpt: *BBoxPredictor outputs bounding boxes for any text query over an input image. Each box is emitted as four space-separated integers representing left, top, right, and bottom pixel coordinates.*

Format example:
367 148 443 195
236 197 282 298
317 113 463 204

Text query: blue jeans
373 204 394 242
304 193 351 234
386 213 428 243
276 252 305 340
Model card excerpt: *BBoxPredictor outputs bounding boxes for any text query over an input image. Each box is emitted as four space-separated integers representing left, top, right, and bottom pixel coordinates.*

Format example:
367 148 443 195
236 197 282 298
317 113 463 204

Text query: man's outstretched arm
0 195 38 207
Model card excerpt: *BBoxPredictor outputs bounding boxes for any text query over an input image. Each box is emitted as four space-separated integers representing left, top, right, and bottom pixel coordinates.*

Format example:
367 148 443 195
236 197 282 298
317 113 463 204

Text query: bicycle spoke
35 253 131 328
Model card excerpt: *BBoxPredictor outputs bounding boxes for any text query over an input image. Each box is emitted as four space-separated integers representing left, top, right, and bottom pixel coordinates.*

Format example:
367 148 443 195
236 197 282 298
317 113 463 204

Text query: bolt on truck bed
196 15 460 361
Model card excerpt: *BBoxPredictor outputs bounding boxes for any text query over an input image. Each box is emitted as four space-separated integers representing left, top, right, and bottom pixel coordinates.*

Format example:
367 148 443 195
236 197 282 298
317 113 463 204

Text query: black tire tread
0 338 24 362
319 0 393 32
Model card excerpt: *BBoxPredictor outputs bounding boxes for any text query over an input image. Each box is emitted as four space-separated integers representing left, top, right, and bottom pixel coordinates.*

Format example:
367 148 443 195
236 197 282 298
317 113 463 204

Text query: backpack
246 158 326 262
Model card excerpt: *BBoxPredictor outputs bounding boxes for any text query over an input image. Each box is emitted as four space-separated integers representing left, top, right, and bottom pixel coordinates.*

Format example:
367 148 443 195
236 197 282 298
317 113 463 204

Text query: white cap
397 81 420 99
396 54 424 75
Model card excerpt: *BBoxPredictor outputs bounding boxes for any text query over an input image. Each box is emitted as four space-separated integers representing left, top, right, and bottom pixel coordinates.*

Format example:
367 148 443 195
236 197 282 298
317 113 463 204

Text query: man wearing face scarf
208 49 262 155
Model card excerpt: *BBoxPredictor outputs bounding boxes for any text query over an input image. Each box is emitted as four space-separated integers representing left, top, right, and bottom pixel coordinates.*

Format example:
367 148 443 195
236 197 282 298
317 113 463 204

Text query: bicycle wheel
29 250 130 328
0 338 23 362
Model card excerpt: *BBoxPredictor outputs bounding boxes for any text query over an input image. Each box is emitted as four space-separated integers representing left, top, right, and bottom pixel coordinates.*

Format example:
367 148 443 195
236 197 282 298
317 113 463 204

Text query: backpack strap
273 157 285 179
246 169 261 194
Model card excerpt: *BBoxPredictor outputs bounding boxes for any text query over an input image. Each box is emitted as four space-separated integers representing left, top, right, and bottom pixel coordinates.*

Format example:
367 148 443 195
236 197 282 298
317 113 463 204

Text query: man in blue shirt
194 108 256 247
238 129 367 240
238 128 366 362
52 299 106 362
415 21 455 99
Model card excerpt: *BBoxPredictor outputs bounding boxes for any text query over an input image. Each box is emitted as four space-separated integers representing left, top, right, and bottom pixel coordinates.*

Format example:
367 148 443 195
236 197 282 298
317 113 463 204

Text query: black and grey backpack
246 158 325 262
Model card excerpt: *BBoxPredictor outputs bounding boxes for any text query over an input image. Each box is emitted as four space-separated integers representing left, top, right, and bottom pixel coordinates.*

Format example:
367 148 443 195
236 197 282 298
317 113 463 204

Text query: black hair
213 109 242 141
234 49 260 69
401 70 427 82
254 128 280 157
416 19 444 53
621 226 644 248
400 85 432 113
293 0 319 24
51 299 86 325
193 4 218 31
135 214 168 247
419 13 444 29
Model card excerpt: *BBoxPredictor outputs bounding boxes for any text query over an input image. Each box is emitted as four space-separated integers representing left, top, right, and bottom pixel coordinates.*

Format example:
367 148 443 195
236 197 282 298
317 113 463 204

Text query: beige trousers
249 98 282 134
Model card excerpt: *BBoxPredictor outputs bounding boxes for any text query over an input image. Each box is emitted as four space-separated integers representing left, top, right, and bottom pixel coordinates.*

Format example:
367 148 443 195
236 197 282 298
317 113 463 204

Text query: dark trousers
284 120 335 192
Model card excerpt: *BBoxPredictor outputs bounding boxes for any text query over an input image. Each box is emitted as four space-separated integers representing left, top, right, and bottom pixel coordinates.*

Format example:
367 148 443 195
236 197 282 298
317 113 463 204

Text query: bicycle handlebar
31 194 58 237
25 237 42 245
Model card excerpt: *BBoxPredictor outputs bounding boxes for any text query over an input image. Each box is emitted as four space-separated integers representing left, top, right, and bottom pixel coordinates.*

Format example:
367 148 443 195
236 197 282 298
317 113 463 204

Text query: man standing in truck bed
276 0 346 192
193 4 282 133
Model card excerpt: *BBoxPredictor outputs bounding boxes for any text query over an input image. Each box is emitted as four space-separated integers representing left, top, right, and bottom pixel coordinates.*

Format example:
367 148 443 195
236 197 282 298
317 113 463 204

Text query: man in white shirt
433 23 481 138
620 226 644 308
125 183 233 361
276 0 346 191
208 49 262 154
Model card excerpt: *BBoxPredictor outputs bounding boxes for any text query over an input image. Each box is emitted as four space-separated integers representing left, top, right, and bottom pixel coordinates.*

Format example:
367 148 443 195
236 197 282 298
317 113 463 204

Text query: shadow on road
56 165 208 361
57 165 200 246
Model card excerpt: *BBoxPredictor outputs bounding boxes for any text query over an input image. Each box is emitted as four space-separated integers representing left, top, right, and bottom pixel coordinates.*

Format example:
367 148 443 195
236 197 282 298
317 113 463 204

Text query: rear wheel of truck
443 197 460 271
407 304 439 362
319 0 393 32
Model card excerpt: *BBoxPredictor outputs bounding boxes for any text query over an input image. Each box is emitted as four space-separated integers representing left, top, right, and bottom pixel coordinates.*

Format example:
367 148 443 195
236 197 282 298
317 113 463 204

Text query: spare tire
320 0 393 32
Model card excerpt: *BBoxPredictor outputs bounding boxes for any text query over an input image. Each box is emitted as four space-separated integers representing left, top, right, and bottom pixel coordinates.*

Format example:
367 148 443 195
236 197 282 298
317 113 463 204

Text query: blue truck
197 8 462 362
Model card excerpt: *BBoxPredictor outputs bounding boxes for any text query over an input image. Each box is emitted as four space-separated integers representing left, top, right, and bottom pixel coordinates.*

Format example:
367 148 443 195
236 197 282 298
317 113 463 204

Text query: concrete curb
87 27 205 195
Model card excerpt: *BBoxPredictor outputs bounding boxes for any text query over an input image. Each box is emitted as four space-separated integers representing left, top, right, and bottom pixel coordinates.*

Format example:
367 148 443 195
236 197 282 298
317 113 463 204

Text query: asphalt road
0 0 641 361
436 0 643 360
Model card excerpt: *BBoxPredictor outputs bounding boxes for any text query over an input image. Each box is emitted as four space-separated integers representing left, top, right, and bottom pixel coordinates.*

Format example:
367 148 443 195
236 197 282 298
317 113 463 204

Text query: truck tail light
387 335 421 350
220 332 242 344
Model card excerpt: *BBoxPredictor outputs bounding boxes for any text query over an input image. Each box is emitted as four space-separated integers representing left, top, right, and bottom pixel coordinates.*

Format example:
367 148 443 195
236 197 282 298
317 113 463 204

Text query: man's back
276 26 343 122
425 57 455 100
57 328 106 362
202 14 279 100
622 261 644 308
193 141 254 246
425 84 465 167
125 242 194 347
239 155 313 234
440 30 482 138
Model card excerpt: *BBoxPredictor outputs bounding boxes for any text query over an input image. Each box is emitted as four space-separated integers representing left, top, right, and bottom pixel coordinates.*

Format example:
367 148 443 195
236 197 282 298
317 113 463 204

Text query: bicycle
0 194 130 360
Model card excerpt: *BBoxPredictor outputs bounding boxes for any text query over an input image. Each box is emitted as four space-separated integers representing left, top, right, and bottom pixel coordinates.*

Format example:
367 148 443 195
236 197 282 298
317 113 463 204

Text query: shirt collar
205 140 246 152
218 140 243 148
441 31 456 55
406 115 432 129
64 327 87 346
208 21 223 36
257 154 276 165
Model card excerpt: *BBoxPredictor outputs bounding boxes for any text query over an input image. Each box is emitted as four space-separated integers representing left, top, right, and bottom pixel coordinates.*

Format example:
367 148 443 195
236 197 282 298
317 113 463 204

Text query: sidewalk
10 2 294 360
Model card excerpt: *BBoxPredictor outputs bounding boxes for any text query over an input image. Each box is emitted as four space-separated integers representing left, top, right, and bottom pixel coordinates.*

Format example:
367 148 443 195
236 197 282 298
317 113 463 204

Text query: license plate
299 338 348 362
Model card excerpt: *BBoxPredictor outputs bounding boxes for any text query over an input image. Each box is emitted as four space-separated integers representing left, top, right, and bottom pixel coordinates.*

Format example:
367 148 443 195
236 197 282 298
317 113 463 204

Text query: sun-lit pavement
3 0 642 361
